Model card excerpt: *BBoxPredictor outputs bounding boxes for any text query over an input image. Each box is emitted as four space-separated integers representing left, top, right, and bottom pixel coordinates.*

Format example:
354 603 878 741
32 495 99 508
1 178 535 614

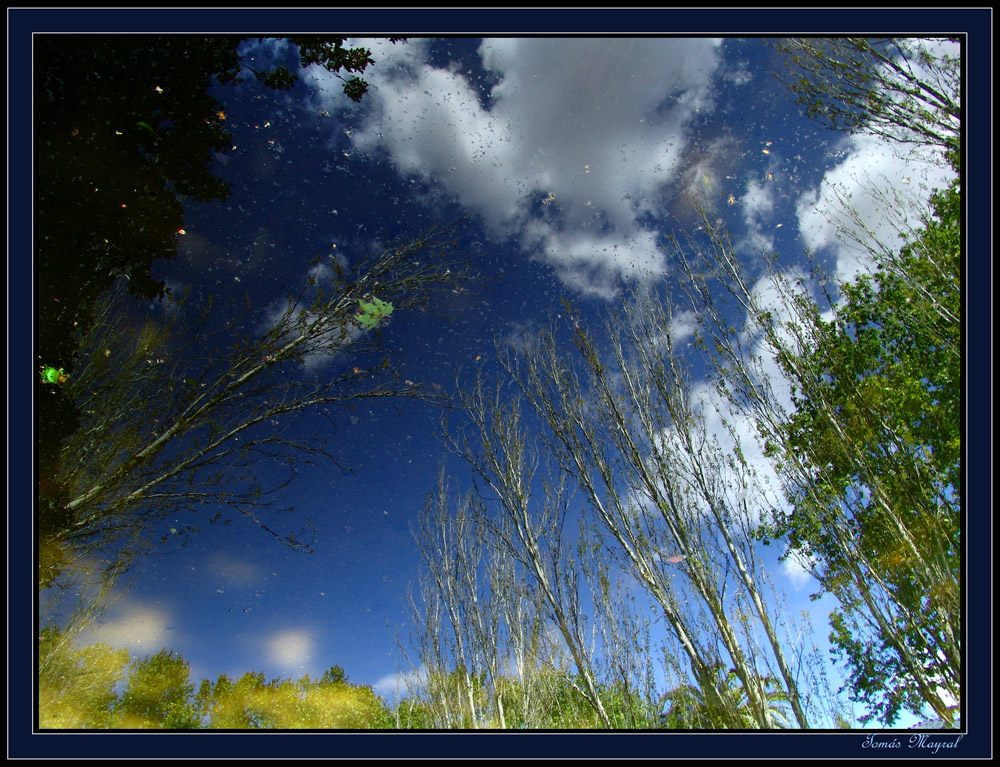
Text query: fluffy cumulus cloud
520 221 666 299
307 38 723 297
685 378 785 522
738 176 778 255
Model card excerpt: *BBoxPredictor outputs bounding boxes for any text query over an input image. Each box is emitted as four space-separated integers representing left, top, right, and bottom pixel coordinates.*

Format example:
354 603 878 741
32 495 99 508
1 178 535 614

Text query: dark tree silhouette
35 35 404 575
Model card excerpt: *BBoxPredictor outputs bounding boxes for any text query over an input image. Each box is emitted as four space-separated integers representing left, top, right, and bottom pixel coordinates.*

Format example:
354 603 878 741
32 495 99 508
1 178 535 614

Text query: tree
402 465 606 729
42 228 469 587
773 38 960 160
673 172 959 725
110 649 200 729
443 380 617 727
40 639 390 730
36 36 237 504
680 38 961 726
477 295 819 728
35 36 403 528
583 538 663 729
404 473 503 728
402 447 672 729
402 293 824 728
771 175 959 725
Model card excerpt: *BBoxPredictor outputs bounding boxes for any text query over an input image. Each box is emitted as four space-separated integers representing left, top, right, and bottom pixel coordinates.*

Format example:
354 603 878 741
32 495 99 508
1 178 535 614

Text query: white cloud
780 549 815 591
738 177 777 255
309 38 723 297
736 264 815 414
666 308 698 346
373 666 428 702
781 40 957 285
686 378 786 523
76 599 174 654
796 131 955 285
724 63 753 87
266 629 317 672
520 221 666 298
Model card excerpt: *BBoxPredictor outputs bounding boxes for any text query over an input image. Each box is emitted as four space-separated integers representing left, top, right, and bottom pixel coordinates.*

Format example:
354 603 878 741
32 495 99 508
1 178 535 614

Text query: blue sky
13 10 993 758
51 34 959 702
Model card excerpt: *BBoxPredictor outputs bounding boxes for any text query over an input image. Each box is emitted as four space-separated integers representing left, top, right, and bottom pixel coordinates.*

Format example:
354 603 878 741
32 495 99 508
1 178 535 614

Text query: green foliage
356 295 395 329
271 37 406 102
392 696 441 729
659 665 791 730
391 662 659 730
319 664 347 685
827 612 929 726
39 366 68 385
491 668 609 730
540 673 621 729
416 665 494 729
254 66 298 90
768 169 960 725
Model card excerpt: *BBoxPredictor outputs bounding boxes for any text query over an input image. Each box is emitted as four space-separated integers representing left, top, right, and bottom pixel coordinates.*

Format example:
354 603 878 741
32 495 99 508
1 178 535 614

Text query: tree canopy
747 39 962 726
768 168 960 726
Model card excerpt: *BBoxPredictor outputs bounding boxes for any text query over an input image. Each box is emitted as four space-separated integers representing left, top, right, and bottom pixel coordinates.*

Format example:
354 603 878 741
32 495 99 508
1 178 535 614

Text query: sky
15 17 990 754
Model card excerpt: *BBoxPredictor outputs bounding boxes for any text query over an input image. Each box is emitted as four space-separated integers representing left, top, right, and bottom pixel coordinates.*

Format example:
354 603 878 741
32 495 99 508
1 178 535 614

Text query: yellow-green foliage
39 634 390 730
38 630 130 729
202 670 389 729
106 649 200 729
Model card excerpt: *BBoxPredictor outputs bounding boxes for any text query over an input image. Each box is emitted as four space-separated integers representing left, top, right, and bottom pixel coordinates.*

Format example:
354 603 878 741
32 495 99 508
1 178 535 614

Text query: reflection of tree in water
38 628 390 729
42 229 466 592
37 38 233 550
34 35 403 580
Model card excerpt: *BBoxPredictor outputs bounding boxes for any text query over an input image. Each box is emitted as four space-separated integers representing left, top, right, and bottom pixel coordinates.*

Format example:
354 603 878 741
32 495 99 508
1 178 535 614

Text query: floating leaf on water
357 296 394 328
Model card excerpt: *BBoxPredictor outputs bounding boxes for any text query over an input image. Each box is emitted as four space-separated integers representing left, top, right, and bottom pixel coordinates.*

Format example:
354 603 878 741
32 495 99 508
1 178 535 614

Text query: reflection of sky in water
26 31 965 734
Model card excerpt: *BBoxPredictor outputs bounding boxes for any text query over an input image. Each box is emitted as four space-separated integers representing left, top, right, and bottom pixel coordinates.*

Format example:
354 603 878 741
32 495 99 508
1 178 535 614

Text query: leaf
357 295 394 329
